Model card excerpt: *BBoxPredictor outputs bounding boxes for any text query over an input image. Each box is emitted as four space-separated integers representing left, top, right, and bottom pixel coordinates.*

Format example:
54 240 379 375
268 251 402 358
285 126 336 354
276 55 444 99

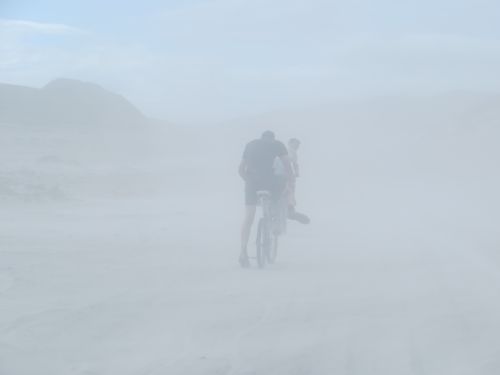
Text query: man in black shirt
238 131 295 267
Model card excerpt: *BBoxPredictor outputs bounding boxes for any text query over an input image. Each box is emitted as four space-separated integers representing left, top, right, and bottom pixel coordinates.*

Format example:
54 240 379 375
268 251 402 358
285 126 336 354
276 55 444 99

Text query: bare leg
241 205 256 257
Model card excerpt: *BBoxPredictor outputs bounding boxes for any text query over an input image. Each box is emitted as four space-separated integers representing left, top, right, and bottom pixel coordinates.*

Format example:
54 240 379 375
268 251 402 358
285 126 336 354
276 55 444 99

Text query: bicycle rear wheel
256 217 270 268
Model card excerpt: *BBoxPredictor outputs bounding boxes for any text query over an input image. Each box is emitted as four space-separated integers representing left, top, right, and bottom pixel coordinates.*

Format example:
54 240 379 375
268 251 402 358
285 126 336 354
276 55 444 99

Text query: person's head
261 130 276 142
288 138 300 150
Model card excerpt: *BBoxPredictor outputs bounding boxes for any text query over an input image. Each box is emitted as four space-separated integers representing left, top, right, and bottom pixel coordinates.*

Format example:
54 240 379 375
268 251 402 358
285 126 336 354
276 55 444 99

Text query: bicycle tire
256 217 269 268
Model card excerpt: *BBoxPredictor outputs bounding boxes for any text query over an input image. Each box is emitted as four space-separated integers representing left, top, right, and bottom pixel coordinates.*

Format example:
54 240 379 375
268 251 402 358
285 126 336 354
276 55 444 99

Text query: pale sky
1 0 500 124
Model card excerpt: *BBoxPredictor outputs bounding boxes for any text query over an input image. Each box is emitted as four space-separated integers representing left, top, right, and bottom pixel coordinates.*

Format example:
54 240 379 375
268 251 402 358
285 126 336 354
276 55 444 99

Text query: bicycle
254 190 287 268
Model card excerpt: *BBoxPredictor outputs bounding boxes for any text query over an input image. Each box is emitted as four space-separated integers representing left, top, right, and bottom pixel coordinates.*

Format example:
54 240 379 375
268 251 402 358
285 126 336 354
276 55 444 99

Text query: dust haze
1 1 500 374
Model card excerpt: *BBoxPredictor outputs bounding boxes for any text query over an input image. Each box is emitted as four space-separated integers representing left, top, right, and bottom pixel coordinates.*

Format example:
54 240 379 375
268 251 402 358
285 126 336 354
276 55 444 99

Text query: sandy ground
2 175 500 375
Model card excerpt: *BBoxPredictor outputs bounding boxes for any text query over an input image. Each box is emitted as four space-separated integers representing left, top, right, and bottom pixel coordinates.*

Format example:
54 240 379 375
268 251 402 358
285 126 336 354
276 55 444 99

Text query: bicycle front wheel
256 217 270 268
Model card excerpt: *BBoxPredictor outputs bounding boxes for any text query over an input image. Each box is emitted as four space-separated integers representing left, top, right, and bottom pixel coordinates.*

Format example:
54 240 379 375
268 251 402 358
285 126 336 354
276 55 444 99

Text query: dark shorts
245 175 286 206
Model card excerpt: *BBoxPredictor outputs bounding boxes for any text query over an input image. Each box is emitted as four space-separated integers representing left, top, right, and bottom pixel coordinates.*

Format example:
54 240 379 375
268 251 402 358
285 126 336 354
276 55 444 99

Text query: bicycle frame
255 190 287 267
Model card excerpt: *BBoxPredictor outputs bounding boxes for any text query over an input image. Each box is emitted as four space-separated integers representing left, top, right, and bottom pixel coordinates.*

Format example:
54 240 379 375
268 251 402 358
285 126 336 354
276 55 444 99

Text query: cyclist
238 130 295 267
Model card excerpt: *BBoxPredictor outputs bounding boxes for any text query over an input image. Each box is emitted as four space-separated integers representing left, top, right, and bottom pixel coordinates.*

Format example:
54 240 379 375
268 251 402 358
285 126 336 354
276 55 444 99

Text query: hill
0 78 147 128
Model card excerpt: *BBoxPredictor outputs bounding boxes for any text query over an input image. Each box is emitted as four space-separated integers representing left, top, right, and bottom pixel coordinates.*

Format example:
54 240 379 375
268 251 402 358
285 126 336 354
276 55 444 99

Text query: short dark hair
261 130 275 140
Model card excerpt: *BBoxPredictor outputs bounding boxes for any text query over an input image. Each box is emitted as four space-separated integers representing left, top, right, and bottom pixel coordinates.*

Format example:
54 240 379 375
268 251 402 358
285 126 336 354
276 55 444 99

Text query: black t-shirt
242 139 287 180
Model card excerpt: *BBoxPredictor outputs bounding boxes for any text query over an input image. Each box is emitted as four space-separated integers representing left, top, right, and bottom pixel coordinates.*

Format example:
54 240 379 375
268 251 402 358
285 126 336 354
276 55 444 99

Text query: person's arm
289 149 299 177
239 143 250 181
279 154 296 187
292 158 299 178
238 159 247 181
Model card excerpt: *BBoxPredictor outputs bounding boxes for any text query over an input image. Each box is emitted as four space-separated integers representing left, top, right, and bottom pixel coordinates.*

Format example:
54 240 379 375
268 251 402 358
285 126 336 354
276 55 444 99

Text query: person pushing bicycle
238 131 295 267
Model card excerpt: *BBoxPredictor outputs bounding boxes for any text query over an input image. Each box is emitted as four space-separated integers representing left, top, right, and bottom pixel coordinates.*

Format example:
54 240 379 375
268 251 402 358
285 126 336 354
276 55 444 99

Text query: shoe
296 213 310 224
289 211 310 224
239 254 250 268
